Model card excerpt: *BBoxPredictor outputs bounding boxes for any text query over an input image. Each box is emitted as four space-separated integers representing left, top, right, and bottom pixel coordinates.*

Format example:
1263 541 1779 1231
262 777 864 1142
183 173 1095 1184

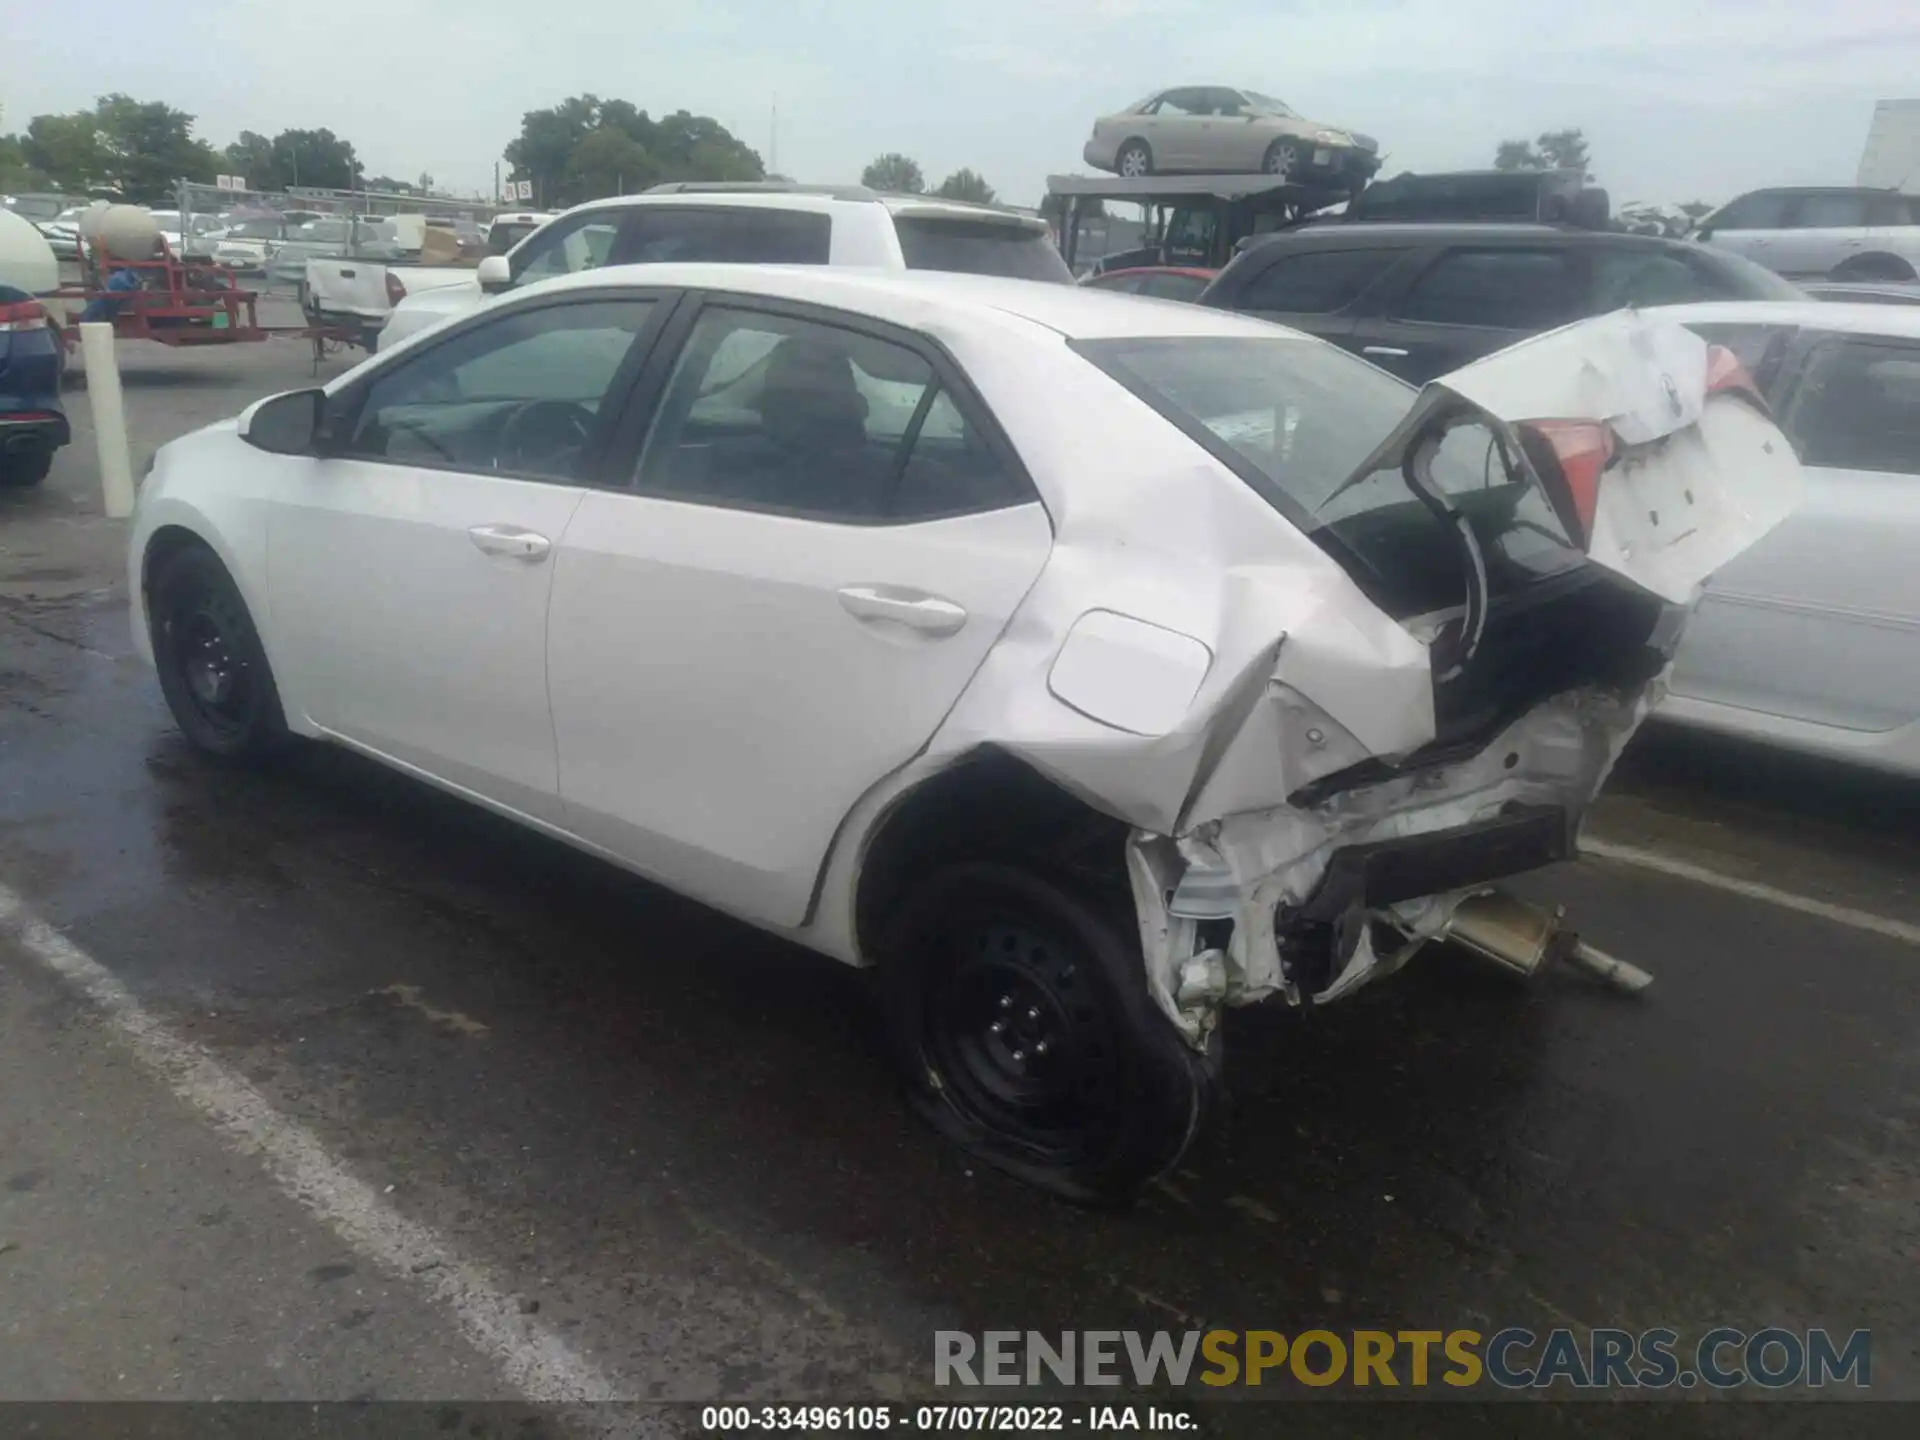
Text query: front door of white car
546 300 1053 927
1670 333 1920 732
266 294 664 823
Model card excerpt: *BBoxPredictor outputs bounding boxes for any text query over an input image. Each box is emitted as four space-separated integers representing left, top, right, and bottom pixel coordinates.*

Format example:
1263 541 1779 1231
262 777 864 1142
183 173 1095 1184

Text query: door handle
1361 345 1410 359
468 524 551 561
836 585 968 637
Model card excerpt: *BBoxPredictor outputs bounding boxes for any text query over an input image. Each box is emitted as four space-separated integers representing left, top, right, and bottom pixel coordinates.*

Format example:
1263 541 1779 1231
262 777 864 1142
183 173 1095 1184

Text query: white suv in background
378 182 1071 350
1695 187 1920 282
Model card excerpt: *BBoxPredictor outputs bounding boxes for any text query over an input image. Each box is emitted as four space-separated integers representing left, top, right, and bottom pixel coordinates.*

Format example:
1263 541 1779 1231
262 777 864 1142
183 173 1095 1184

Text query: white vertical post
79 322 136 519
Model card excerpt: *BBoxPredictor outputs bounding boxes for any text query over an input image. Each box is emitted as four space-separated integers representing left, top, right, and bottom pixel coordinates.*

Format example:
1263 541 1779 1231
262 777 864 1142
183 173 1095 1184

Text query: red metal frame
51 237 355 359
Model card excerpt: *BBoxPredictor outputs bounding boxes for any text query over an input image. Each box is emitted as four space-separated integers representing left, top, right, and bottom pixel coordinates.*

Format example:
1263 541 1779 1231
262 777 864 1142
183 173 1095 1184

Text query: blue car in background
0 282 68 488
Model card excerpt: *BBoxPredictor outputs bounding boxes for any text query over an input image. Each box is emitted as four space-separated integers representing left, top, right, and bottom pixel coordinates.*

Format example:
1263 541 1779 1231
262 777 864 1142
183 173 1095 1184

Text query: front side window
1396 248 1576 329
1239 248 1403 314
1711 192 1790 230
1785 338 1920 475
1589 249 1746 309
342 298 656 480
634 307 1027 521
1156 90 1208 118
515 215 623 286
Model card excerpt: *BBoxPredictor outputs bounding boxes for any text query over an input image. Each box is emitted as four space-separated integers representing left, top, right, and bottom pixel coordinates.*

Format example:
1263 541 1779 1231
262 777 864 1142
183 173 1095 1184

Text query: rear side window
1786 339 1920 476
1791 194 1870 229
1237 248 1402 314
1396 249 1576 328
635 307 1031 521
894 218 1072 282
626 207 831 264
1589 249 1750 309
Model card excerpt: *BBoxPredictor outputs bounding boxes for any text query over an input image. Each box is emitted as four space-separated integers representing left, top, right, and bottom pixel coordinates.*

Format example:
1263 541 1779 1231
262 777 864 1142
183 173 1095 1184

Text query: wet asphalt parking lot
1 322 1917 1438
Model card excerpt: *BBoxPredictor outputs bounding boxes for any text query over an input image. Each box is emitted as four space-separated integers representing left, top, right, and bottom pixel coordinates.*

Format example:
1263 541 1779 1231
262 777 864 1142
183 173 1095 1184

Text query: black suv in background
1198 224 1803 383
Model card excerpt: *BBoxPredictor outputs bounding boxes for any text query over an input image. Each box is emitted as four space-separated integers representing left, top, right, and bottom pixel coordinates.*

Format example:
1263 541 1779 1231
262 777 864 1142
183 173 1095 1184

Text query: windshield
7 196 66 221
894 217 1072 282
1242 91 1299 117
1075 335 1585 612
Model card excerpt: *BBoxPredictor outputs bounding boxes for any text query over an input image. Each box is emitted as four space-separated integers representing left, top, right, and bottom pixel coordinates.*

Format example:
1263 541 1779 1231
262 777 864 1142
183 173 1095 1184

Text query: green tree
504 96 762 207
93 94 219 200
861 153 924 193
22 111 110 192
1493 127 1592 180
363 175 416 194
934 168 996 205
222 131 274 187
269 128 359 190
565 128 657 198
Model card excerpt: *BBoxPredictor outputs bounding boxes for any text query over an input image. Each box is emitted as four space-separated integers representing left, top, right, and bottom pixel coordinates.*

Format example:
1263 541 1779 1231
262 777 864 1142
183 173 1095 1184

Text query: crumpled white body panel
834 309 1802 1044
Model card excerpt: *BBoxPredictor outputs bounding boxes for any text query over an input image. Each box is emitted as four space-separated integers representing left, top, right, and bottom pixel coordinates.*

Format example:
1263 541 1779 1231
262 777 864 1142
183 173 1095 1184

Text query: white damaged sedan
129 265 1800 1200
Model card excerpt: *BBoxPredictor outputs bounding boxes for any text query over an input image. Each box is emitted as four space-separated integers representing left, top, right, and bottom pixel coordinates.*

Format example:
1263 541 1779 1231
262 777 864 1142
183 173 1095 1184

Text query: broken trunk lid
1340 309 1803 609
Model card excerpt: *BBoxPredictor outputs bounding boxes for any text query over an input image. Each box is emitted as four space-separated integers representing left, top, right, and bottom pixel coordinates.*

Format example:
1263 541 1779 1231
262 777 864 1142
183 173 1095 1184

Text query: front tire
149 543 290 760
1263 139 1300 179
1116 141 1153 179
877 861 1212 1204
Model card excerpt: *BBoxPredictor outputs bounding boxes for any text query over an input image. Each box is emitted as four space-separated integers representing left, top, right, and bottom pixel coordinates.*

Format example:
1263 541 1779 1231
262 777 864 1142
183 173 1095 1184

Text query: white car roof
1646 299 1920 340
516 262 1300 342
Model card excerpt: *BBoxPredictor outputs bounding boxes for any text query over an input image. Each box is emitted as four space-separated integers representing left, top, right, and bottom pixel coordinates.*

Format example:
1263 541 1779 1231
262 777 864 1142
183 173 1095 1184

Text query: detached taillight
385 272 407 307
1705 343 1768 410
0 299 47 332
1517 419 1616 551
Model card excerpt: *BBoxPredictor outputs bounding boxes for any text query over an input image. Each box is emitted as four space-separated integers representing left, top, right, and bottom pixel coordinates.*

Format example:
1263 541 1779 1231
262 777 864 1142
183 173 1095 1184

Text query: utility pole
494 160 500 204
770 94 778 178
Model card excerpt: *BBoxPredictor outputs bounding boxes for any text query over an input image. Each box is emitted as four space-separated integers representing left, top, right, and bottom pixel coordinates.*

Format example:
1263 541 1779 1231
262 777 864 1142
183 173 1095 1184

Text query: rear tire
1829 253 1915 282
0 451 53 488
877 861 1213 1205
1116 141 1153 179
149 543 290 760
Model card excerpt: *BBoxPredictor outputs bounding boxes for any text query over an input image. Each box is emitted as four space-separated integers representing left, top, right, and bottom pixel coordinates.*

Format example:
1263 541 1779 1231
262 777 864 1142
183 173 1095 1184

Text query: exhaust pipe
1444 891 1652 994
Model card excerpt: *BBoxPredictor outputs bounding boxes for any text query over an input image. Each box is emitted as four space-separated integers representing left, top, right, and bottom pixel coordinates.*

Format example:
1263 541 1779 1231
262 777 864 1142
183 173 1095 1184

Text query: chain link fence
173 180 503 292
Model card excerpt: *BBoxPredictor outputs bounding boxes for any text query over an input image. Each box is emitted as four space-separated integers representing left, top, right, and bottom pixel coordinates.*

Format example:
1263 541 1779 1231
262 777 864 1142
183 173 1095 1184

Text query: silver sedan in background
1083 85 1381 190
1652 300 1920 775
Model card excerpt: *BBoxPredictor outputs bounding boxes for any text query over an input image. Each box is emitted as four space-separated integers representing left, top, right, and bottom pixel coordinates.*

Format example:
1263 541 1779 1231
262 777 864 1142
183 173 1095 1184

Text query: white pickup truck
376 185 1070 351
301 211 556 349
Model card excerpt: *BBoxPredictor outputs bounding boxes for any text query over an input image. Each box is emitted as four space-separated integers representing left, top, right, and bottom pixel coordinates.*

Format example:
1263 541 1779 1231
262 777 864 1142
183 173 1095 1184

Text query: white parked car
378 183 1071 350
1695 187 1920 283
208 215 290 273
128 267 1797 1199
1649 300 1920 775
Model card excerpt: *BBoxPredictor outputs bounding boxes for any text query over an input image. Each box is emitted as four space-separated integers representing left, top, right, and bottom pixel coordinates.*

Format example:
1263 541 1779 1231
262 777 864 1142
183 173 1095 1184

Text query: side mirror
476 255 513 294
240 388 325 455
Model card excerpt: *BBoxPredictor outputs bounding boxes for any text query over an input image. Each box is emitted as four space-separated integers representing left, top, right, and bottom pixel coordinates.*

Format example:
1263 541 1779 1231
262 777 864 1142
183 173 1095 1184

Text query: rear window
489 221 543 255
1074 335 1582 609
626 207 831 264
894 217 1072 283
1348 173 1570 223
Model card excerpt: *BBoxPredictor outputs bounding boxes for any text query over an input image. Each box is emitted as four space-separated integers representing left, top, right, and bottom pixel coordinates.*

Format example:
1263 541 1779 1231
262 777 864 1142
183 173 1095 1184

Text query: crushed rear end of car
997 311 1801 1045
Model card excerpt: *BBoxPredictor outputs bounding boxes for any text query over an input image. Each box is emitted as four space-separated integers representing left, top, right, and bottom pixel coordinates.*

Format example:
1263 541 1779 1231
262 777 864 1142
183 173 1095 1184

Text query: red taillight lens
1704 343 1767 410
0 299 47 332
385 272 407 307
1518 419 1616 550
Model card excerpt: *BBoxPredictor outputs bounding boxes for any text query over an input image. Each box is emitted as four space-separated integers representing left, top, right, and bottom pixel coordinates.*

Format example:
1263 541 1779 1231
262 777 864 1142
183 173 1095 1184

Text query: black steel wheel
149 543 289 759
878 861 1213 1204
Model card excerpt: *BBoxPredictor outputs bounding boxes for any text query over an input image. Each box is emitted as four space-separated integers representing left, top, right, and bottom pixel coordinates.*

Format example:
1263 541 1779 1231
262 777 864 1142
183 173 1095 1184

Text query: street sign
515 180 534 202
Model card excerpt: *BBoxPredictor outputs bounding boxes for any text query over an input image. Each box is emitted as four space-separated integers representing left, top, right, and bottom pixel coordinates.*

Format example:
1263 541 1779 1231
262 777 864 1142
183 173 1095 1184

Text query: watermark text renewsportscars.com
935 1327 1871 1391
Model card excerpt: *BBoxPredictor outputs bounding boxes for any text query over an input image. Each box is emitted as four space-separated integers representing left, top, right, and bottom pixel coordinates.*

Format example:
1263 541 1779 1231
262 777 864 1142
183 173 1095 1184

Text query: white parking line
0 881 624 1405
1581 837 1920 948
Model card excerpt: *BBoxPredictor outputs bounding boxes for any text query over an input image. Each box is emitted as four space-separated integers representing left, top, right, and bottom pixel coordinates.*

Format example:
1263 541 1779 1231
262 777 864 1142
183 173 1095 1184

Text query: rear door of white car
268 291 671 823
546 296 1053 926
1670 331 1920 731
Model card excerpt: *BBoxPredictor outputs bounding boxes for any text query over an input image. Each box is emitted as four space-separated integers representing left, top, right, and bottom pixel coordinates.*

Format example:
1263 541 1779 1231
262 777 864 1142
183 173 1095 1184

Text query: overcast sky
8 0 1919 207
